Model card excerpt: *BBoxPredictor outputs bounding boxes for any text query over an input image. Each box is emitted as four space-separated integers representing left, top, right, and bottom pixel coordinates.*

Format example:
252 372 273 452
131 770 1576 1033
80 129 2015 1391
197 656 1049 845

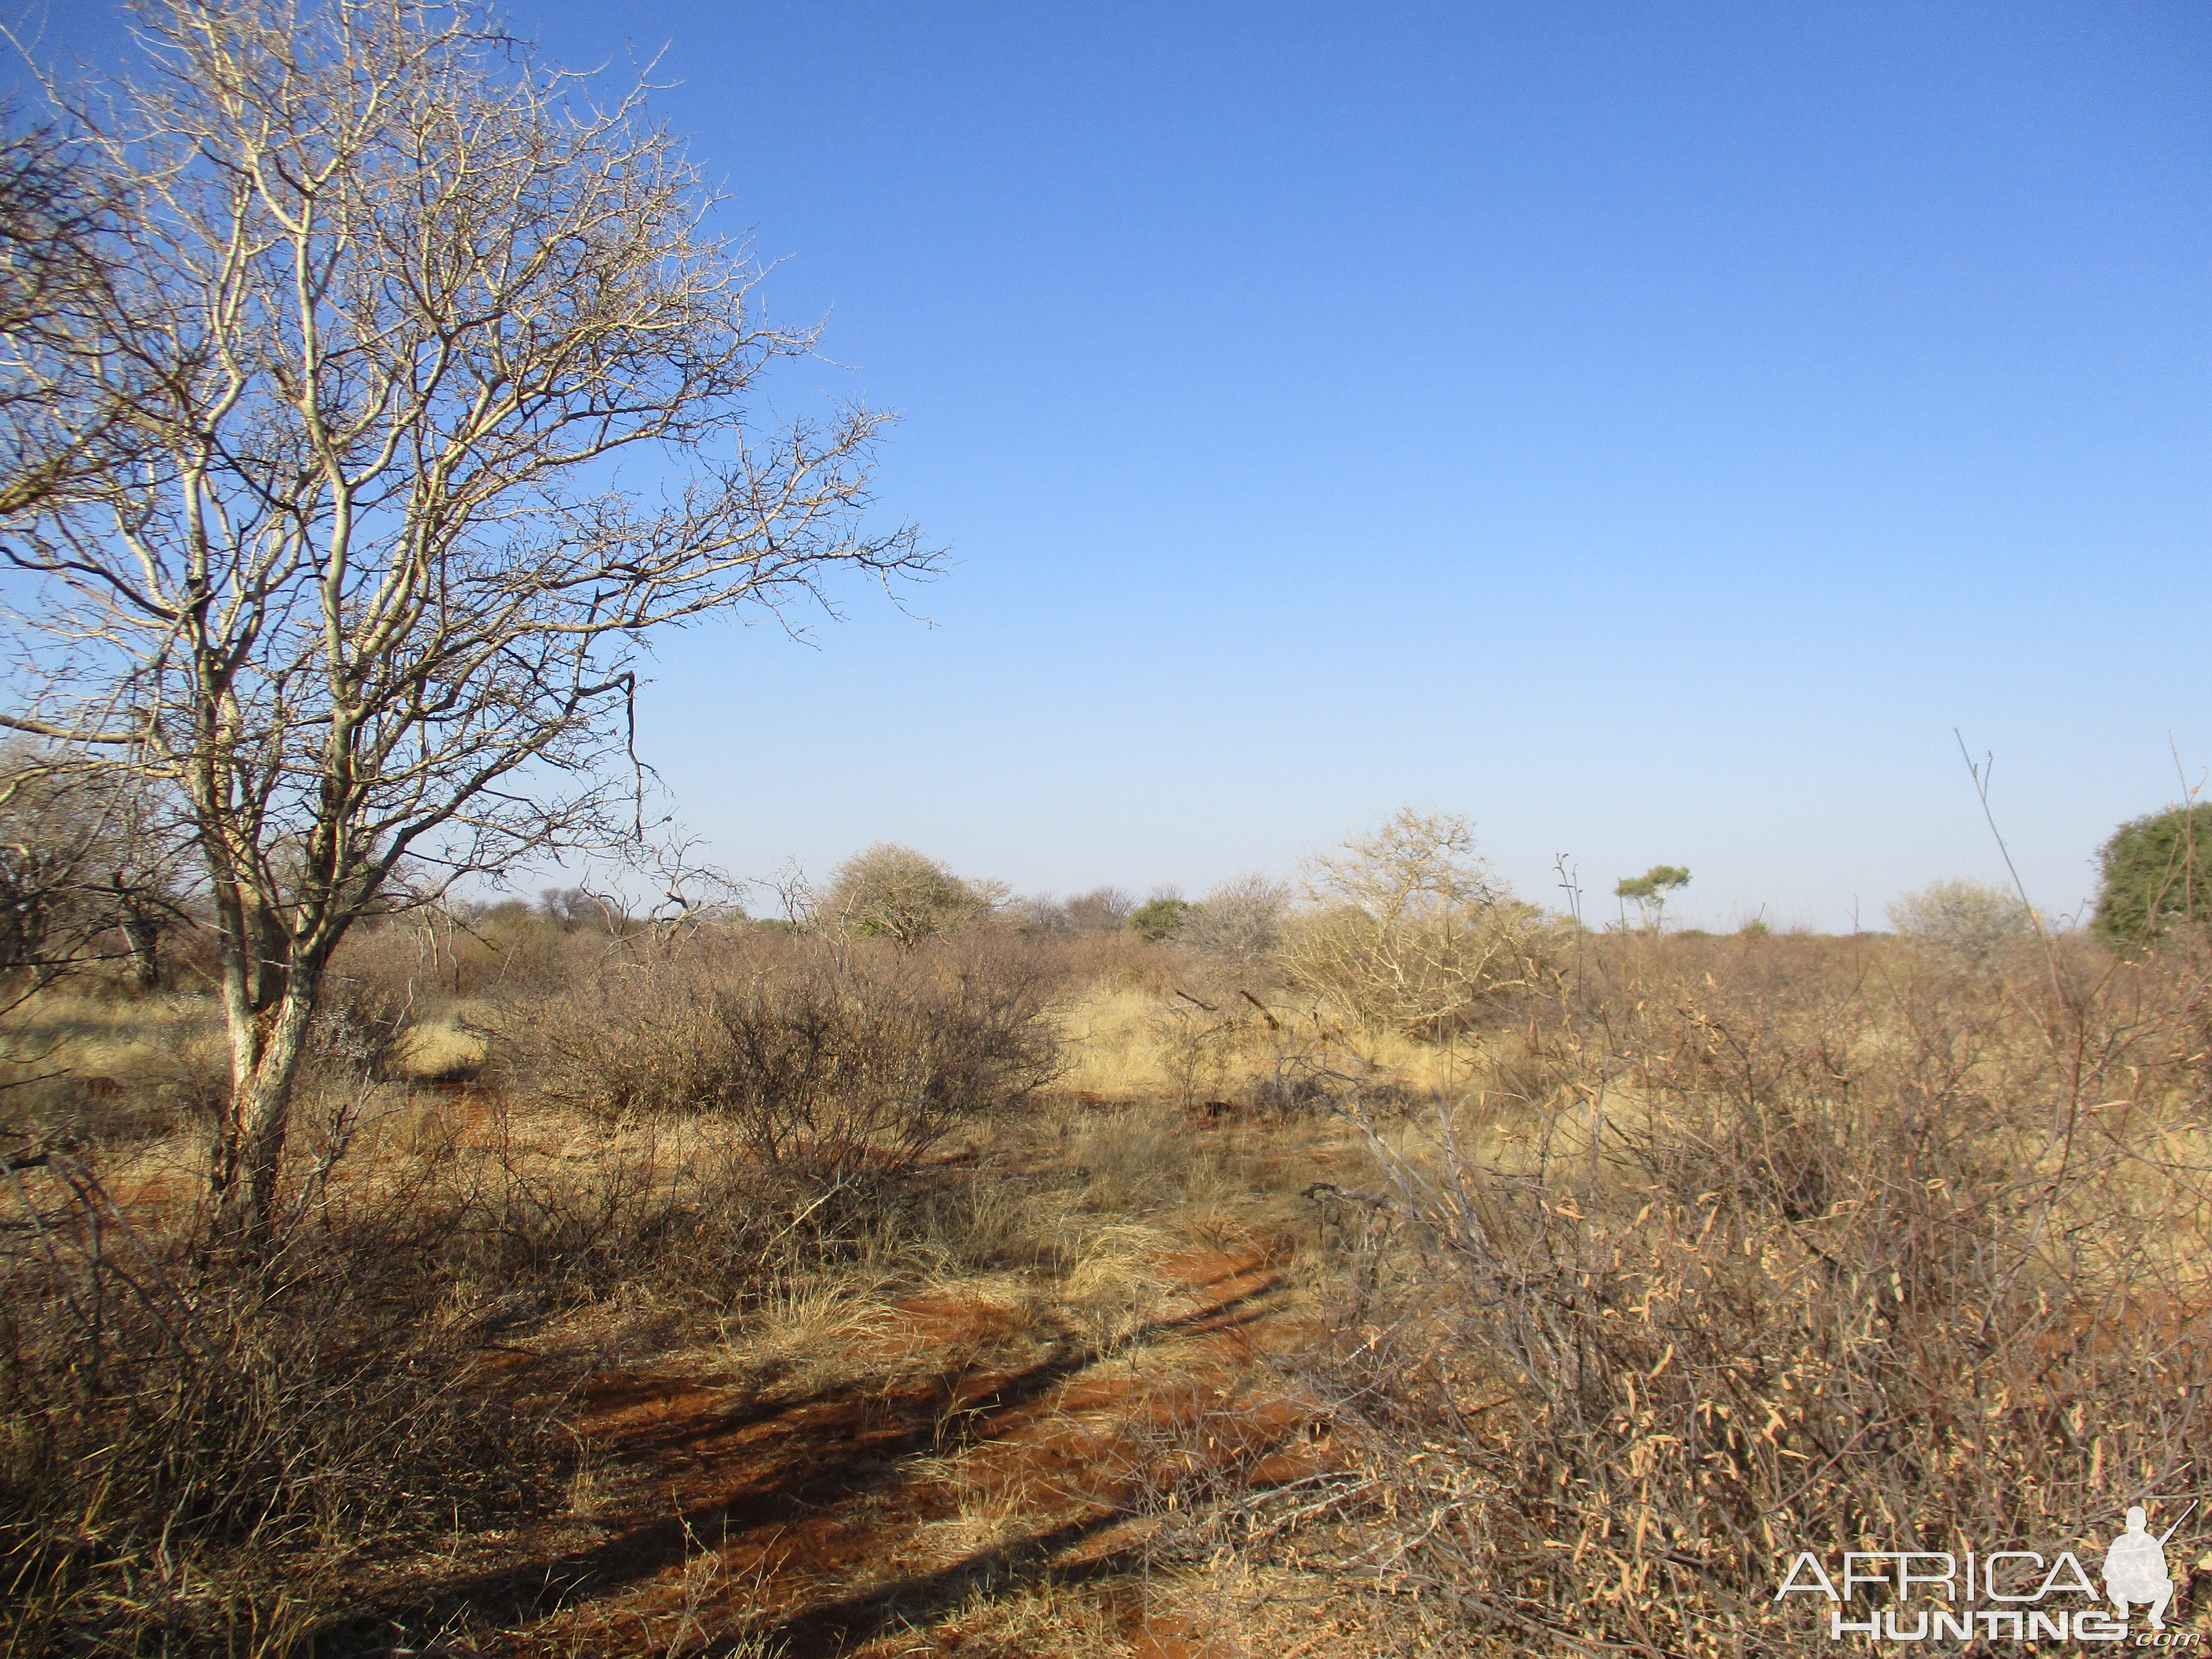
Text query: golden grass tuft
1050 977 1501 1109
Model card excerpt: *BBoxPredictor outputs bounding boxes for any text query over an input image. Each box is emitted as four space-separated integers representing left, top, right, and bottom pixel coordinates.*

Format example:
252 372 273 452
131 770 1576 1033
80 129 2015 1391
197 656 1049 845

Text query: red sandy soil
396 1237 1331 1658
42 1084 1346 1655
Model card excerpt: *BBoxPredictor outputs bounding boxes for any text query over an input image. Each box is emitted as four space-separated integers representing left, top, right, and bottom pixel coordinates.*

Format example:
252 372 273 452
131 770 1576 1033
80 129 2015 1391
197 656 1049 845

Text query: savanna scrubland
5 6 2211 1649
5 811 2209 1659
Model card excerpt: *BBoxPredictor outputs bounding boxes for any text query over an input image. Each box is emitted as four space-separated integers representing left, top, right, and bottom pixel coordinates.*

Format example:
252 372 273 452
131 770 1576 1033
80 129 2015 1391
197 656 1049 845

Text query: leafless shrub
0 1152 544 1650
505 930 1066 1179
446 898 618 1000
1059 927 1194 994
1063 885 1136 934
1179 875 1291 975
1018 885 1137 938
1147 997 1241 1107
0 744 188 999
823 843 991 947
1886 875 2038 975
1280 808 1560 1038
1289 936 2212 1655
309 924 438 1084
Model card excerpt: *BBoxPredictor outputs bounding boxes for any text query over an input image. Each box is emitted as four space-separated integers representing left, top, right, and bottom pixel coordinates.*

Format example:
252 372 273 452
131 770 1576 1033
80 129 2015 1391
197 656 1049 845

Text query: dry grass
13 917 2204 1656
0 988 226 1150
1207 930 2212 1656
918 1576 1127 1657
1053 978 1486 1105
395 1006 490 1082
0 986 221 1080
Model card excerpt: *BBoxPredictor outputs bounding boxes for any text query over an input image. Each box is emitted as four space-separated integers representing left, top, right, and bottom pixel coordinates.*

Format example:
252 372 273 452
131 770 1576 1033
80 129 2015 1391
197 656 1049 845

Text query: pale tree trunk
230 977 321 1251
116 899 159 991
213 948 328 1256
206 828 336 1257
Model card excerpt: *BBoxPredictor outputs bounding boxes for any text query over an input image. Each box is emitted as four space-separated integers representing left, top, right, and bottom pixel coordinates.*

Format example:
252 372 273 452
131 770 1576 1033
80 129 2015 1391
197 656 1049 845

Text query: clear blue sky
26 2 2212 928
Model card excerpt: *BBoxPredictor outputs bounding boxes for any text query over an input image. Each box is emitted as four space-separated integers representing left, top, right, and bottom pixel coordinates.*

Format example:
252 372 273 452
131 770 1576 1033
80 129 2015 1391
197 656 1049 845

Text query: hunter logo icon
2107 1500 2196 1632
1775 1491 2207 1644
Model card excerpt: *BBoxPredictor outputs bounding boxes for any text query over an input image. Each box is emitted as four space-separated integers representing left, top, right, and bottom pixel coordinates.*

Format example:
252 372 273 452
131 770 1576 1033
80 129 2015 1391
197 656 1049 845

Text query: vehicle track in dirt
426 1236 1329 1657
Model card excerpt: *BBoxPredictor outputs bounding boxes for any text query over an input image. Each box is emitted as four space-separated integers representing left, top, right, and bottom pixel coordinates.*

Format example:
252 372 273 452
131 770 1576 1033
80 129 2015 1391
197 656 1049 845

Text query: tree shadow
338 1265 1291 1650
738 1508 1151 1658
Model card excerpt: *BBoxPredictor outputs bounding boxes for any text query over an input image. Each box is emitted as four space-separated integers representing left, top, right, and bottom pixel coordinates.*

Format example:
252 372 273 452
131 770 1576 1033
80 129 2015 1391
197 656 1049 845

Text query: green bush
2092 802 2212 949
1126 896 1191 942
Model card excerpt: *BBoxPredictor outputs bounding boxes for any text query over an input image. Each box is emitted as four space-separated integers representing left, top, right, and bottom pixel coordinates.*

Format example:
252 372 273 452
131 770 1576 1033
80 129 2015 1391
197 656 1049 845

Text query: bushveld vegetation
3 805 2207 1657
3 3 2206 1653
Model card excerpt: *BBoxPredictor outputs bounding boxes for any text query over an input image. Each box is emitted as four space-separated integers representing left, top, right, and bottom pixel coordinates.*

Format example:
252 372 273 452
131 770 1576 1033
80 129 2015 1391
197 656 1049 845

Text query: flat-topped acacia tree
0 0 932 1252
1615 864 1690 932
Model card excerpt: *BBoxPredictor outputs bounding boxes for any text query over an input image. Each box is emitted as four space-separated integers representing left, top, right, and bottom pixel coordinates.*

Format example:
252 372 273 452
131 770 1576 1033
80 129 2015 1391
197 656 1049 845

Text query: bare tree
1060 885 1134 934
0 110 134 517
823 843 983 949
0 0 933 1250
1178 873 1289 973
1281 808 1552 1036
0 744 190 999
